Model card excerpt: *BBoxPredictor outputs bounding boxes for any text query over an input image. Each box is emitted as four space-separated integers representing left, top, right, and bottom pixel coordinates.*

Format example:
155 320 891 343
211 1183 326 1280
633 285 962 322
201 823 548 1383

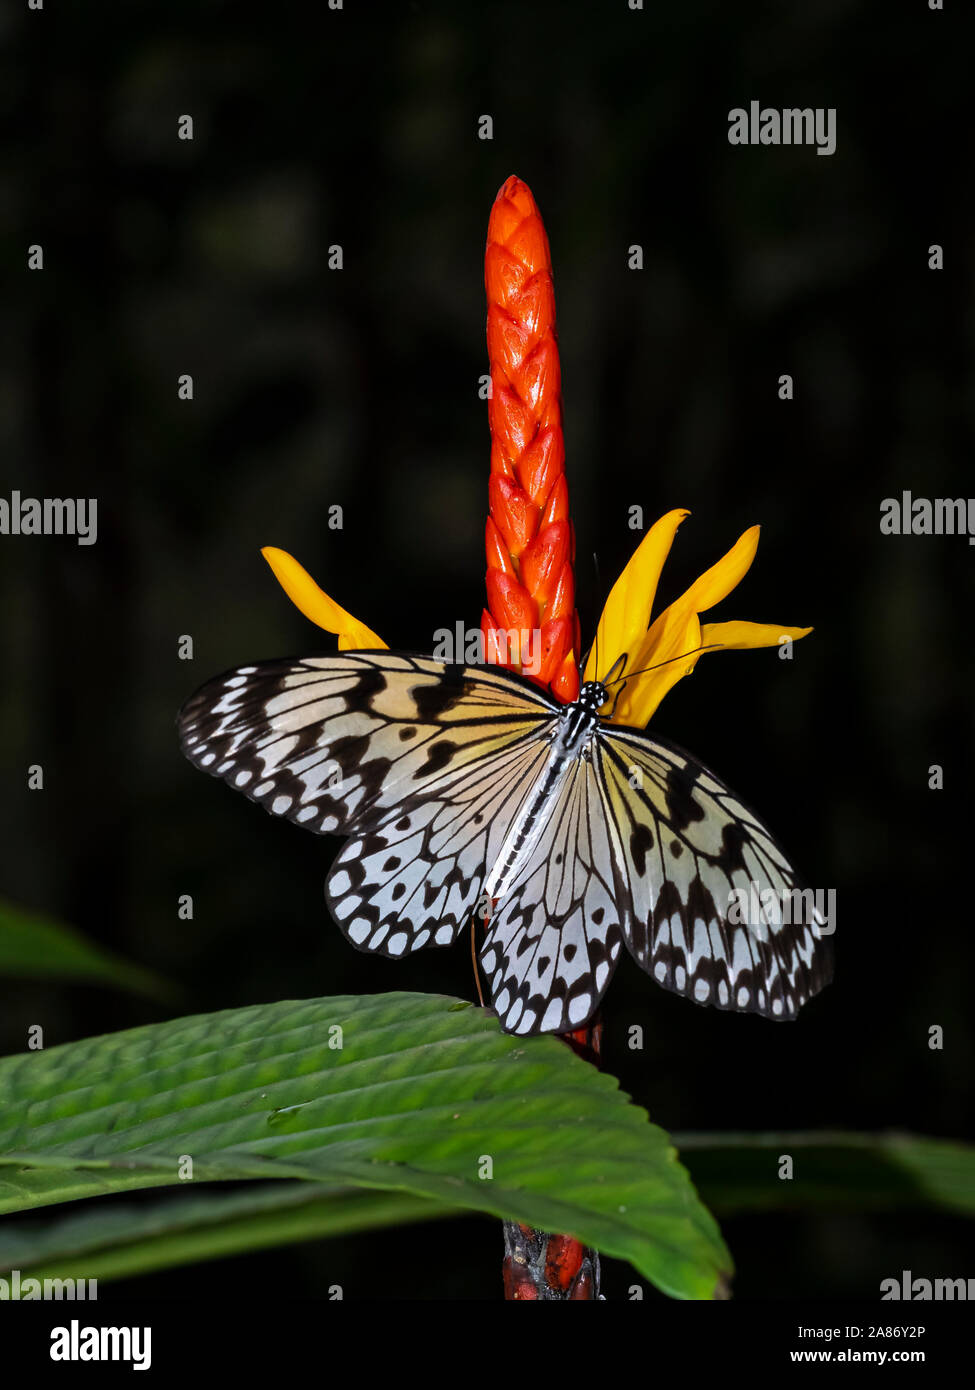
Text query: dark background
2 0 973 1298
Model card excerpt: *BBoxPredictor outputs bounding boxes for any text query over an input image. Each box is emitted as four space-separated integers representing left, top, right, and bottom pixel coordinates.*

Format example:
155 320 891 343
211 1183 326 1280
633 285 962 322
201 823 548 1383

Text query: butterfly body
179 650 832 1035
484 681 607 900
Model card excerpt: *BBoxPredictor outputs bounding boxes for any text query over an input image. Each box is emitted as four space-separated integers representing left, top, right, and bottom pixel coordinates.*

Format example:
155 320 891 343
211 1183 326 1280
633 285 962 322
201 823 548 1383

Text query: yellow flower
583 509 811 726
262 511 811 731
261 547 385 650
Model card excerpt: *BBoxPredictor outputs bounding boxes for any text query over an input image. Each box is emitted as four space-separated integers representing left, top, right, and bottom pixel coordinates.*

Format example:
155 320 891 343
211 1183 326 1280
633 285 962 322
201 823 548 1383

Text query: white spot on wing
540 999 563 1030
568 994 590 1026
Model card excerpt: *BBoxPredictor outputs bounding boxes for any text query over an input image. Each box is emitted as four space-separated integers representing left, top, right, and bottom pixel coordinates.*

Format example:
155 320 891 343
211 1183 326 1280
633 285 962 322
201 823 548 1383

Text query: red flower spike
509 273 557 340
485 567 538 634
521 520 570 609
545 1234 587 1293
486 308 532 378
540 474 570 530
485 176 599 1300
517 339 561 416
488 384 536 460
551 657 579 705
487 272 524 322
519 428 564 512
484 517 516 578
489 474 540 559
488 439 516 483
483 175 580 705
546 561 575 624
536 616 573 685
480 609 510 667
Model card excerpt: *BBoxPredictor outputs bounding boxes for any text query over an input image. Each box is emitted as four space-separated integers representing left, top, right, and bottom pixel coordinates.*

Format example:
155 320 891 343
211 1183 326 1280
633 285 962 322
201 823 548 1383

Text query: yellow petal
610 598 702 727
611 616 813 727
680 525 761 613
261 547 387 650
584 508 690 681
701 620 813 650
598 521 811 728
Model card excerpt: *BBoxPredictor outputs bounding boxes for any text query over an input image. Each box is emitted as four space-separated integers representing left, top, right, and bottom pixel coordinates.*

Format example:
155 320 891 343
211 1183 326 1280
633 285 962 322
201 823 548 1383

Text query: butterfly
178 650 833 1035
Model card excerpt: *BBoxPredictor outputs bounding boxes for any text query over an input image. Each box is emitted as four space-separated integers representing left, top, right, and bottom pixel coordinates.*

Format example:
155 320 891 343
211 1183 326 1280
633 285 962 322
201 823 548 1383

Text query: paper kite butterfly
178 651 832 1034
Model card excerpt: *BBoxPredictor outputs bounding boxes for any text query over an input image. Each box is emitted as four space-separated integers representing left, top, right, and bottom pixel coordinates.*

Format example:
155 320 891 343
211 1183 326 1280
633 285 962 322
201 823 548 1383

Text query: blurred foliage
0 898 174 1000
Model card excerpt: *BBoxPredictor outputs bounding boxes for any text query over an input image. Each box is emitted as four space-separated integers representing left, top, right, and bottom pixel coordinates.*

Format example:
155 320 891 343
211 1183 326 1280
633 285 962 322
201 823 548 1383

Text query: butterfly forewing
178 652 557 837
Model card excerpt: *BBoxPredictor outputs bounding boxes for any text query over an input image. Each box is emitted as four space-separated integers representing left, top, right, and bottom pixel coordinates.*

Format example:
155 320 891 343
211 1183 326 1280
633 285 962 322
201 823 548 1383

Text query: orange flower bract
260 176 812 735
482 176 580 703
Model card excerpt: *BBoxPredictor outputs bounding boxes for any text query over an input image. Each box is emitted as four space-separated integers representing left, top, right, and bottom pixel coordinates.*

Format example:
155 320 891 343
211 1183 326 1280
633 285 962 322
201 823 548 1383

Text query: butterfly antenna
591 552 602 685
601 651 627 685
603 642 725 687
582 552 629 686
578 551 602 683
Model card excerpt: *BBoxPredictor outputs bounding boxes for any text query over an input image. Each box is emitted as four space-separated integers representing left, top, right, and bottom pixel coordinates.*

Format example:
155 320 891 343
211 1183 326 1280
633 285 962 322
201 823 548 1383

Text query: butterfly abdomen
483 700 600 902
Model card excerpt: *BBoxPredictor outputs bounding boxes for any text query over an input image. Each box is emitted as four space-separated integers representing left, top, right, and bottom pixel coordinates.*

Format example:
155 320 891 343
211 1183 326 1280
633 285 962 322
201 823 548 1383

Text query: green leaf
0 1183 456 1284
677 1131 975 1217
0 992 730 1299
4 1130 971 1290
0 899 175 1002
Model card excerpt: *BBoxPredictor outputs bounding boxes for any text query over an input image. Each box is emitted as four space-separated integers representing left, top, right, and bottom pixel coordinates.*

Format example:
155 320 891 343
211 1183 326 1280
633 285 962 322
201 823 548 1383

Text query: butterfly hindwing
326 730 555 957
595 726 833 1020
480 754 625 1035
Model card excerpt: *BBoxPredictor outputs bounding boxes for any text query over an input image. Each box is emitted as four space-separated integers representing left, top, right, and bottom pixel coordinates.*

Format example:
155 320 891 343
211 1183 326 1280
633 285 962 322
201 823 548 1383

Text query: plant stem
501 1019 603 1300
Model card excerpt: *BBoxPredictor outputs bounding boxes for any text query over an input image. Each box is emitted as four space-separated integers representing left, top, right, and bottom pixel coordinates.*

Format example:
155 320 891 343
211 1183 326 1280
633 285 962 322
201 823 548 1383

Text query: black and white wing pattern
595 726 833 1021
179 652 559 956
324 730 553 957
480 754 625 1035
179 650 832 1033
179 652 557 834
